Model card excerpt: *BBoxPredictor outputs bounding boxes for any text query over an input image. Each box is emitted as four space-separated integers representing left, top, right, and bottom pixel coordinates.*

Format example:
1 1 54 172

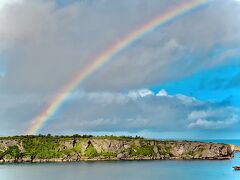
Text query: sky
0 0 240 139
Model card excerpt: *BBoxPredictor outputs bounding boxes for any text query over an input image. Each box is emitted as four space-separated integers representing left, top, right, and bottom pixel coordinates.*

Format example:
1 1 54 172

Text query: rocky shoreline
0 136 237 163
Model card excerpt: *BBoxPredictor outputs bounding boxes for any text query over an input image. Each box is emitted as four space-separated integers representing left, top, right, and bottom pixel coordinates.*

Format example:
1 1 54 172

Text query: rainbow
26 0 208 135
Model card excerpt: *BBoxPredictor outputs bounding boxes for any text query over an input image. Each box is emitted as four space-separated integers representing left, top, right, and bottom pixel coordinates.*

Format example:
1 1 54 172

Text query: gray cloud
188 117 238 129
0 0 240 93
0 0 240 137
187 110 239 129
39 90 240 134
0 89 239 136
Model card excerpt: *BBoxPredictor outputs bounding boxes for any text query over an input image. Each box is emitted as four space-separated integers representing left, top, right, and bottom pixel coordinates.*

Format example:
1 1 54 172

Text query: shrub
82 135 94 138
0 150 5 160
128 145 154 157
186 151 194 156
84 144 98 158
22 137 61 159
159 146 172 156
100 150 116 158
73 143 81 153
5 146 21 159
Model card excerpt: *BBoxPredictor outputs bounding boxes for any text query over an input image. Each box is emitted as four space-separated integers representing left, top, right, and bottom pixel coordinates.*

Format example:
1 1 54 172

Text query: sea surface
0 139 240 180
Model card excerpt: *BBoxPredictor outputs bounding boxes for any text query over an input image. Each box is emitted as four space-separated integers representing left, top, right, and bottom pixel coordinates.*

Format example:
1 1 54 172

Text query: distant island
0 135 238 163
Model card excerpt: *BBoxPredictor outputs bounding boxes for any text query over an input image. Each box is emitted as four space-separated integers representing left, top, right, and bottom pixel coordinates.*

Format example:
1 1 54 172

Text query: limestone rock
0 137 235 163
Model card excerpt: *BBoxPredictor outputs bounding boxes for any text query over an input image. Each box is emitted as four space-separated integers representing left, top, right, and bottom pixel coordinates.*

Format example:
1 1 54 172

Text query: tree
6 146 21 160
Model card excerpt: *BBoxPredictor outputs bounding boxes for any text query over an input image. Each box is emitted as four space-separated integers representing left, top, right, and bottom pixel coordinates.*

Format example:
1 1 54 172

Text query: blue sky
151 65 240 106
150 44 240 107
0 0 240 139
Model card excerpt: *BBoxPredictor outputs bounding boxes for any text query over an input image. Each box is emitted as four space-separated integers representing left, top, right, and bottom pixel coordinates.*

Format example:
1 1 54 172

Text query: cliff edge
0 135 235 163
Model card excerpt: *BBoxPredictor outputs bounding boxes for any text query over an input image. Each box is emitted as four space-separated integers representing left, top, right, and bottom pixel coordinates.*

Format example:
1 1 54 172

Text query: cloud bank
1 89 239 136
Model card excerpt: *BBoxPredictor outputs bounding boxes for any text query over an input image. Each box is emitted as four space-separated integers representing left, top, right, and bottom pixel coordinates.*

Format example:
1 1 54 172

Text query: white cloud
188 110 239 129
127 91 140 100
0 88 239 135
138 89 154 97
175 94 198 105
188 115 239 129
127 89 154 99
25 90 240 133
188 111 207 120
156 89 168 97
0 0 22 11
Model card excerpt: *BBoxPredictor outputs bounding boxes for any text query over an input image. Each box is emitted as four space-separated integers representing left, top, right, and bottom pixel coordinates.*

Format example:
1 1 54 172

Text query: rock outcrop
0 136 235 163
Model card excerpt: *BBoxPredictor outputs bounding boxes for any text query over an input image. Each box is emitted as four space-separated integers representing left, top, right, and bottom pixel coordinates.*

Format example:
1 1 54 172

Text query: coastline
0 135 237 163
0 156 234 164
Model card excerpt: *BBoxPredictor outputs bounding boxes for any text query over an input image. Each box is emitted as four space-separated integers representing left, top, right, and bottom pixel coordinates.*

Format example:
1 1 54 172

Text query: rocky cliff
0 136 235 163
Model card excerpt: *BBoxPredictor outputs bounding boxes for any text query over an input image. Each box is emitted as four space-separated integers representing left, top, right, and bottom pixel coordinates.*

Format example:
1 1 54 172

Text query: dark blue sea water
0 140 239 180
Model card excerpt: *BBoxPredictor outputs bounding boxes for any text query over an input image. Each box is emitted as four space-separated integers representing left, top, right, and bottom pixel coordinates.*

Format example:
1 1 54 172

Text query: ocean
0 140 239 180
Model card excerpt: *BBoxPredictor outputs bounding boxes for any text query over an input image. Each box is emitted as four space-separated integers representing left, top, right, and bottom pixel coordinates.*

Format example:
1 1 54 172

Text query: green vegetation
0 135 185 161
72 142 81 153
22 137 61 159
195 147 205 154
185 151 194 156
0 134 148 161
100 150 117 158
159 146 172 156
0 150 5 159
0 134 227 162
62 149 72 156
94 135 145 141
0 134 144 141
126 145 154 157
185 147 205 157
235 146 240 151
84 144 99 158
0 146 22 160
6 146 21 159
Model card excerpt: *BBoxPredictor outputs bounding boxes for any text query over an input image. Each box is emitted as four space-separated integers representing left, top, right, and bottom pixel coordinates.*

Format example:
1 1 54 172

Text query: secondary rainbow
26 0 208 135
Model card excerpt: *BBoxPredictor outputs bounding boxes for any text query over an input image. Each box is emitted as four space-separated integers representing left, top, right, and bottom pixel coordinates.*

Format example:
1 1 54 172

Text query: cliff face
0 136 235 163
